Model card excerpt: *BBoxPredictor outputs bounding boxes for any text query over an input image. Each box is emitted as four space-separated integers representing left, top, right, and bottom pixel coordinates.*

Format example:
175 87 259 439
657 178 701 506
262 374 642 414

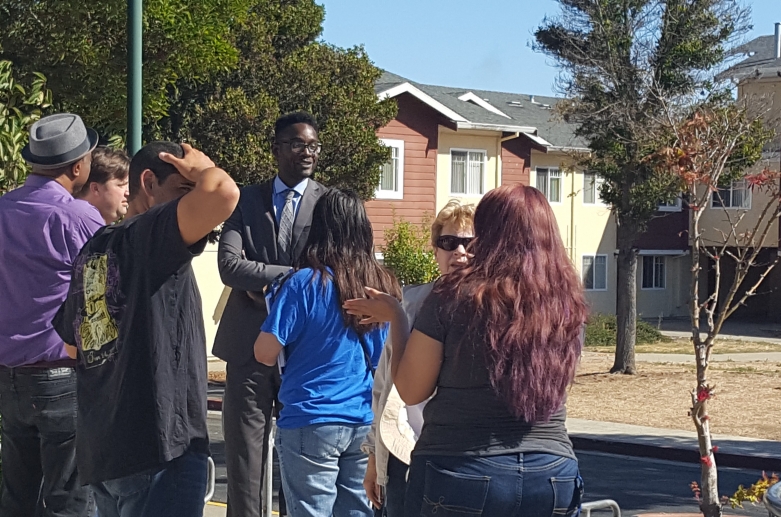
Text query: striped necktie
277 189 296 266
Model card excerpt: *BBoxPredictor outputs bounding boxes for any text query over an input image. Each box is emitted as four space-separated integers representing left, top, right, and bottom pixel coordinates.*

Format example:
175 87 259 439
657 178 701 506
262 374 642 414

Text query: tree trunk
612 222 638 374
694 353 721 517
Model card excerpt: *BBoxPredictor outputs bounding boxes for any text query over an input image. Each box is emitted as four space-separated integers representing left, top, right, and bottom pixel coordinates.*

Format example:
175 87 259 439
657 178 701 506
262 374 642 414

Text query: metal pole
127 0 142 155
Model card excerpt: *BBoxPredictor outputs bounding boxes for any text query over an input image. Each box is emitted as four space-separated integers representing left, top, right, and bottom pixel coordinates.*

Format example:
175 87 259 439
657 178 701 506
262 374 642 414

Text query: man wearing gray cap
0 113 103 516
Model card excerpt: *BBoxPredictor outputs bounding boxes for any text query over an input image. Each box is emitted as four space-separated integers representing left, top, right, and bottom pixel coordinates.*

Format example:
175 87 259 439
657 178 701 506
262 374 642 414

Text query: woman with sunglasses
254 188 401 517
345 185 588 516
357 200 475 517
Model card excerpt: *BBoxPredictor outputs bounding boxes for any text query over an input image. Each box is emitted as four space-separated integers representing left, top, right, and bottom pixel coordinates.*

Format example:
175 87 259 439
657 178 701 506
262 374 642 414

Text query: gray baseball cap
22 113 99 169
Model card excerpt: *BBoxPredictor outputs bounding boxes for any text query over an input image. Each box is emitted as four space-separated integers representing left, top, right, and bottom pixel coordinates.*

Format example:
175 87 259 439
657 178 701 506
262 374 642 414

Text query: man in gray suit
213 112 324 517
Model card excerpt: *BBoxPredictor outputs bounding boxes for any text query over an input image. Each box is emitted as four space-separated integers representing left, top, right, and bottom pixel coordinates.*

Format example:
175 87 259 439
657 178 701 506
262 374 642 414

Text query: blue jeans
404 452 583 517
382 453 408 517
90 449 208 517
0 366 91 517
276 424 373 517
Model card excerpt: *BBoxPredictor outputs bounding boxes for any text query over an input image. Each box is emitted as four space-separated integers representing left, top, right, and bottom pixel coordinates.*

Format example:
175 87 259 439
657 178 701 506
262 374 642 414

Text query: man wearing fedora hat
0 113 103 516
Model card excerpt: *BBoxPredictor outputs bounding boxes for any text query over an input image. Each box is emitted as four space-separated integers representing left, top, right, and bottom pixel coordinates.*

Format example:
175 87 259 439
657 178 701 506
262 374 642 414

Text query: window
537 168 562 203
658 197 682 212
582 255 607 290
450 150 485 195
712 179 751 209
375 139 404 200
583 172 604 204
642 256 666 289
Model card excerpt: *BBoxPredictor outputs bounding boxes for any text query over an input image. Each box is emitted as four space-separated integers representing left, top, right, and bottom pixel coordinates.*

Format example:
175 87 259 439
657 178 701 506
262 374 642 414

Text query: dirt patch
209 371 226 384
586 338 781 354
569 352 781 440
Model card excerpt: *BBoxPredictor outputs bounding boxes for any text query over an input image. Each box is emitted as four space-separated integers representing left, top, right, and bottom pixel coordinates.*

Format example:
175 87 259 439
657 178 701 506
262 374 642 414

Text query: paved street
204 414 770 516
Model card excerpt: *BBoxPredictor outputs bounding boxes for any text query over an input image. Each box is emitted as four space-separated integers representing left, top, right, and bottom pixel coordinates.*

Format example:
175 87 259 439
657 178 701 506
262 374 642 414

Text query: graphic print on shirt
74 251 123 368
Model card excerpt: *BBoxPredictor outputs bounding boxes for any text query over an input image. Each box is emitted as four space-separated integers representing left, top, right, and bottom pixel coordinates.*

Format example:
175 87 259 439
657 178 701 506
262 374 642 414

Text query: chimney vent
775 22 781 59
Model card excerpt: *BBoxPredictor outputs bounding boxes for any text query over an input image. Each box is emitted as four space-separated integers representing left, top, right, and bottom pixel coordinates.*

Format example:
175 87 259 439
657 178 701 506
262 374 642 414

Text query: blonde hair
431 200 476 247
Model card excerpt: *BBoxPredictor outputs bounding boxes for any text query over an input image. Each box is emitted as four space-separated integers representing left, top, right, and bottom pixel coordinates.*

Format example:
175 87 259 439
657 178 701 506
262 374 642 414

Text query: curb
570 435 781 472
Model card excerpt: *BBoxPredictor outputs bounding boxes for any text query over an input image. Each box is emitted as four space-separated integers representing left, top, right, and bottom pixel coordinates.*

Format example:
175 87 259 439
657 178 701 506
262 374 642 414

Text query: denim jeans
382 453 408 517
90 449 209 517
0 366 91 517
276 424 373 517
404 452 583 517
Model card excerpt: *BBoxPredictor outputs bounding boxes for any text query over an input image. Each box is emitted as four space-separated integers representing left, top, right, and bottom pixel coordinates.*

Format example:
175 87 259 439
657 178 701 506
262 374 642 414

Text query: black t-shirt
53 200 209 484
412 288 575 459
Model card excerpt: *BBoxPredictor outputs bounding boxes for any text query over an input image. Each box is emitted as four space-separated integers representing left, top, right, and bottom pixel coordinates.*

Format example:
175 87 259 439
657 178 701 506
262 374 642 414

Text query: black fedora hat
22 113 99 169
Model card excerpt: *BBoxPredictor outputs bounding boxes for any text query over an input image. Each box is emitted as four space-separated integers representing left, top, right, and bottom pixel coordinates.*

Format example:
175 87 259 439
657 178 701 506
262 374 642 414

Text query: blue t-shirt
261 268 388 429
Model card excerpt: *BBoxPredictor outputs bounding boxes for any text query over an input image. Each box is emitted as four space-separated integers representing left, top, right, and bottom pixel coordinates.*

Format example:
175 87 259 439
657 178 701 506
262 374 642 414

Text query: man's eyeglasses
436 235 473 252
277 140 322 155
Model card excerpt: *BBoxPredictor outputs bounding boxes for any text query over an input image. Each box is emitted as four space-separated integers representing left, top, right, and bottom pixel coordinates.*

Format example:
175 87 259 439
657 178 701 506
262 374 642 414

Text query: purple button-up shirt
0 174 104 367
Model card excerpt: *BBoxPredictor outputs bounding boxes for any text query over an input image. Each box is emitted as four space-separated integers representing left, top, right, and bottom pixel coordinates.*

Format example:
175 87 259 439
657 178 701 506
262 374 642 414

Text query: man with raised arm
53 142 240 517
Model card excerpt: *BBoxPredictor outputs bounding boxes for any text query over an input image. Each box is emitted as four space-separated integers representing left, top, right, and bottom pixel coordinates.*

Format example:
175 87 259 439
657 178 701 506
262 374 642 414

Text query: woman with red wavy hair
345 184 588 516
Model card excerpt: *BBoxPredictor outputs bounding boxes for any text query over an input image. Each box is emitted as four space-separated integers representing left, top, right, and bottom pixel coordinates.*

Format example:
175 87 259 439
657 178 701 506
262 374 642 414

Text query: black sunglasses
436 235 473 252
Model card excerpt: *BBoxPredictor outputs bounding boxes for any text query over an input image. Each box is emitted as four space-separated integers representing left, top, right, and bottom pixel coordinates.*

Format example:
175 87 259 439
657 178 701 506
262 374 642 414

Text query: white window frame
641 256 666 290
582 254 608 291
536 167 563 204
450 148 486 196
711 179 752 210
658 197 682 212
375 138 404 200
583 172 605 205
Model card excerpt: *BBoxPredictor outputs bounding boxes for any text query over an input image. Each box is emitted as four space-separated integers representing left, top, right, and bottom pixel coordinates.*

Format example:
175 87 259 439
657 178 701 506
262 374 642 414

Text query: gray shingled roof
719 33 781 81
375 71 588 150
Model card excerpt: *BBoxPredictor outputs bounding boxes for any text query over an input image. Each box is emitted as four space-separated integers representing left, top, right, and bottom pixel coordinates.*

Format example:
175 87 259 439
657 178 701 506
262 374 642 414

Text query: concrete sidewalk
568 418 781 471
204 502 227 517
635 351 781 363
660 329 781 344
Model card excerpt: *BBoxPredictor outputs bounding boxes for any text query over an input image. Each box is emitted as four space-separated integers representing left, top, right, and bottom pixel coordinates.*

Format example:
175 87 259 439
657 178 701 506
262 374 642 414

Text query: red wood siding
500 136 532 186
367 95 442 249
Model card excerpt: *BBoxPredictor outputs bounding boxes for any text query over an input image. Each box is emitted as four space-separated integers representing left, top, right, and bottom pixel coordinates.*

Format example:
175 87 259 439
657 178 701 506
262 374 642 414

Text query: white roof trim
378 82 468 122
455 121 538 133
457 92 511 119
523 133 553 147
547 146 592 153
637 249 690 256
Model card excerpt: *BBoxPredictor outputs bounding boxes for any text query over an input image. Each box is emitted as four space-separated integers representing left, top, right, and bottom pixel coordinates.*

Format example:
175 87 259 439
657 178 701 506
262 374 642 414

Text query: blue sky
321 0 780 98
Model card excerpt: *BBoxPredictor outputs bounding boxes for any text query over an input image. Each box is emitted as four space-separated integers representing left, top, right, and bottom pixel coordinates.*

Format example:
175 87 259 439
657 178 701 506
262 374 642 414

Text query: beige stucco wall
695 170 780 249
738 78 780 127
530 150 617 316
192 242 222 359
635 254 691 320
435 128 501 212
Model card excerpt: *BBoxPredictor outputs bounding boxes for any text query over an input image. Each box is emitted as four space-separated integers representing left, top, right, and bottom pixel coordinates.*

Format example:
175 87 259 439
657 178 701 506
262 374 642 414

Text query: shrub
382 218 439 286
0 61 52 195
721 472 779 508
585 313 665 347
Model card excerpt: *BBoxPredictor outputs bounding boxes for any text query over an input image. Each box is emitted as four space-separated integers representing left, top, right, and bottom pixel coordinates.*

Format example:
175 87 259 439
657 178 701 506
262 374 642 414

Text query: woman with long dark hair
345 184 588 516
254 188 401 517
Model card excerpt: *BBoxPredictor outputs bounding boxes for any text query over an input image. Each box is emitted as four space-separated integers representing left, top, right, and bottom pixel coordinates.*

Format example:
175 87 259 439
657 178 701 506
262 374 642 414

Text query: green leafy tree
0 0 253 136
1 0 396 198
0 60 52 194
534 0 751 375
382 218 439 286
158 2 397 197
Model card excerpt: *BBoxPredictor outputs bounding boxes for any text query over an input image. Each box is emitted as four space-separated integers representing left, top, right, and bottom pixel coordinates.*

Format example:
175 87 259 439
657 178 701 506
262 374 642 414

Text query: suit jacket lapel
256 179 278 260
291 180 321 258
